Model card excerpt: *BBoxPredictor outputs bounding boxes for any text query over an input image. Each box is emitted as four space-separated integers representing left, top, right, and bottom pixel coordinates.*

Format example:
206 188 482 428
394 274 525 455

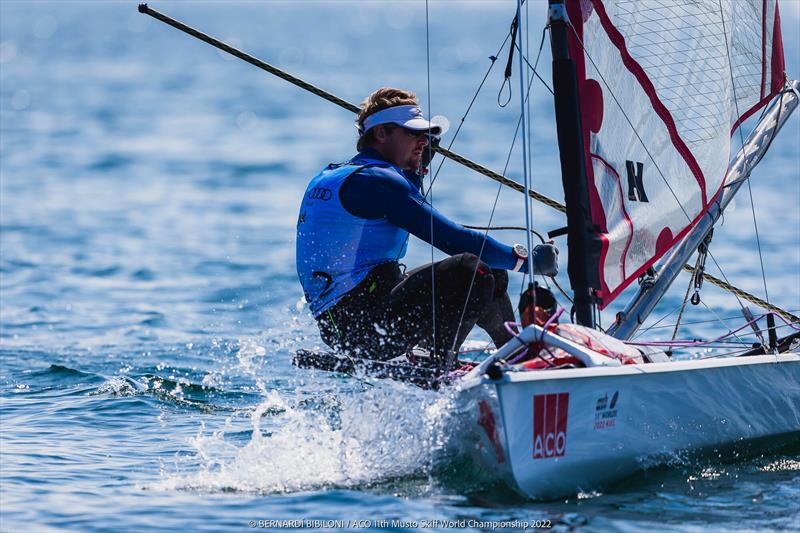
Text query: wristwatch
511 243 529 272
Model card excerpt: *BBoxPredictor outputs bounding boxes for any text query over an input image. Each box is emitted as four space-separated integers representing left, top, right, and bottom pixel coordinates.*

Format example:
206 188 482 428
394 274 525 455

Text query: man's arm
340 167 557 275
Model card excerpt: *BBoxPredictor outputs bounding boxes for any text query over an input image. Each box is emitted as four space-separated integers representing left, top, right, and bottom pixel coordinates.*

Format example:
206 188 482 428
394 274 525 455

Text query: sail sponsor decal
533 393 569 459
594 390 620 430
477 400 505 464
307 187 332 201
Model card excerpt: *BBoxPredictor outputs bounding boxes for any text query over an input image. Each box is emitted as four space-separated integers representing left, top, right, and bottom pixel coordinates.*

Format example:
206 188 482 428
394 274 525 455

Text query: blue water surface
1 1 799 532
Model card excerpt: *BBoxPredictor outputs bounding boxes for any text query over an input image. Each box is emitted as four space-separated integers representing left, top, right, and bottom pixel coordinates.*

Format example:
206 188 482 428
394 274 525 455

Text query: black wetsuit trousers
317 253 515 362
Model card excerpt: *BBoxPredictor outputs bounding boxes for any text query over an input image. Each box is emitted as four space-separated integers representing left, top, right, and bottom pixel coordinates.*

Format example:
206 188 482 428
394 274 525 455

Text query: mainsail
565 0 785 308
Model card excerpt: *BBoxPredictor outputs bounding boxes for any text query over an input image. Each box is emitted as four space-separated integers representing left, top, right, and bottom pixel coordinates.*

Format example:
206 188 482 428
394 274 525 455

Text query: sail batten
565 0 786 308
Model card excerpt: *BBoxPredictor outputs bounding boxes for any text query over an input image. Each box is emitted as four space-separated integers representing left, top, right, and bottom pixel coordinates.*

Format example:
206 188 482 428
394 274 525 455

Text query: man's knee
445 253 494 297
491 268 508 295
451 253 492 277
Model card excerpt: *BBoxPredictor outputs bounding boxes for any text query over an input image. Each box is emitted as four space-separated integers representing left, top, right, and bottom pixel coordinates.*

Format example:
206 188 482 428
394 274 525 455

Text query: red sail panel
566 0 785 308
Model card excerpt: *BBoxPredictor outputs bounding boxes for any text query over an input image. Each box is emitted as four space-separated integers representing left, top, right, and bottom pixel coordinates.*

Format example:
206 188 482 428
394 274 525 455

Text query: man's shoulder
349 161 409 185
348 157 396 174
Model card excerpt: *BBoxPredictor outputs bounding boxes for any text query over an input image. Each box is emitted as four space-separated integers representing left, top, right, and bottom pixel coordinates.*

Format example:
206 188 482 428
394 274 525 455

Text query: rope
551 276 573 305
497 13 518 107
670 267 695 342
435 145 566 212
138 5 360 113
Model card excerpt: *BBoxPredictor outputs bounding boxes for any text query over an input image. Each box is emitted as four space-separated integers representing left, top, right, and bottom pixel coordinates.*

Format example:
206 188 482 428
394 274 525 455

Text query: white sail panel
566 0 785 307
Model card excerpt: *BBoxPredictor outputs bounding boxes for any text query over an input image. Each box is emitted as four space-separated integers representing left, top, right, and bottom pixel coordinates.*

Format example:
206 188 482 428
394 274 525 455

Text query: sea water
1 2 798 531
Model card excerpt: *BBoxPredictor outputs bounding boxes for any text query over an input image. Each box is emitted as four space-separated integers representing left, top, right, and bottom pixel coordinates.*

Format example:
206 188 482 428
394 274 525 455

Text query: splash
156 379 461 494
93 376 140 397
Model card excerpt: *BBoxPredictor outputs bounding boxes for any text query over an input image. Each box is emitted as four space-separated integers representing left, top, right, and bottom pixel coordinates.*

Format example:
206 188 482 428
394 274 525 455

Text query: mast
609 81 800 339
547 0 596 327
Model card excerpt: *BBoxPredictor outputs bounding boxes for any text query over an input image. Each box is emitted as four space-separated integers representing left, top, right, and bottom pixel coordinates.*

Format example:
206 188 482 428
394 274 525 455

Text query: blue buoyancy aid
296 159 409 316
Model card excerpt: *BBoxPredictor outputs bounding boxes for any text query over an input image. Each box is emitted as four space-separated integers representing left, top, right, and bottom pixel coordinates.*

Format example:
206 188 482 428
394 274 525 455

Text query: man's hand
532 243 559 277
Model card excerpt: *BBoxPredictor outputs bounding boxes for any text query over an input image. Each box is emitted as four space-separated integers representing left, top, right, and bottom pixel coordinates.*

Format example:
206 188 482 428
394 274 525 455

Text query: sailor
296 87 558 364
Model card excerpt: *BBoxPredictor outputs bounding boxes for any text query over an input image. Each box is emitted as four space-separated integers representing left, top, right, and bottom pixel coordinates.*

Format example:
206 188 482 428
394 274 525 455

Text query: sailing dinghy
138 0 799 499
451 0 800 499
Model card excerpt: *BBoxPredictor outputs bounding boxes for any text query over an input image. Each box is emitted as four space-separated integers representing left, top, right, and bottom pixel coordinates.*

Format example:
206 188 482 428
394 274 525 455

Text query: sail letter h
626 160 648 202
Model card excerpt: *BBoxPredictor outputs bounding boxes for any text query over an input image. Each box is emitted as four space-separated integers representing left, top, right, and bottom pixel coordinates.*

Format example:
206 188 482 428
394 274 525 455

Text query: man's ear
373 125 388 143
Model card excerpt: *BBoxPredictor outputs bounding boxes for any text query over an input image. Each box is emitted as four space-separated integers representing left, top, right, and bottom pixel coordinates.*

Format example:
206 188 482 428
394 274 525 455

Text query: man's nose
418 135 429 146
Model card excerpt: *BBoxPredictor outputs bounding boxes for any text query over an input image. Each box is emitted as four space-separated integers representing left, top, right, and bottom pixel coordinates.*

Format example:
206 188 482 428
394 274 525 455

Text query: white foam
155 381 459 494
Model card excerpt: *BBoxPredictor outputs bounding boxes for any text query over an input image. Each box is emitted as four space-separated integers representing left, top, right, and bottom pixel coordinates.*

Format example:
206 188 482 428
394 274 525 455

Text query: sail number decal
533 393 569 459
626 160 648 202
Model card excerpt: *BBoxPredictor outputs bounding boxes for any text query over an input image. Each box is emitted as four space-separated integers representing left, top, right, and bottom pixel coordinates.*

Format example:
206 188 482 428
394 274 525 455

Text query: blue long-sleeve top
339 148 525 272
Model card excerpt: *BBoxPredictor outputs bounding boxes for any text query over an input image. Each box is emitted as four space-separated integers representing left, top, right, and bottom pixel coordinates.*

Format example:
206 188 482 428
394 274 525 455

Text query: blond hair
356 87 418 151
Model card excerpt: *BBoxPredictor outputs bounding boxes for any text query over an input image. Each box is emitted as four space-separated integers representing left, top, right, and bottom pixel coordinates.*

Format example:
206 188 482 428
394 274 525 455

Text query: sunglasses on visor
383 124 432 140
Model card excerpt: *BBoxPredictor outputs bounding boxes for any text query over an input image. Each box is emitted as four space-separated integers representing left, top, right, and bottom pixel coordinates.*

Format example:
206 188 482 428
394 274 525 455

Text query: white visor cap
358 105 449 137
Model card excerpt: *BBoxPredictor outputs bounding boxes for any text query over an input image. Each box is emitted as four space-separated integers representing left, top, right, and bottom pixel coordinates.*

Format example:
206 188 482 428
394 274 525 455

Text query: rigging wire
516 26 558 316
641 310 800 330
424 0 437 364
446 28 550 366
425 30 513 195
416 4 546 370
628 311 799 350
551 276 574 305
717 0 771 306
514 40 554 95
697 298 749 346
632 300 685 341
462 225 546 243
670 270 695 342
523 0 539 318
648 321 797 343
672 230 713 340
515 0 535 283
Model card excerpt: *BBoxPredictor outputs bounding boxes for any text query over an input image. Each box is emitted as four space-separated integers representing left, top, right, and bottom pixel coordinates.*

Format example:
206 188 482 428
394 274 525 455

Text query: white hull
456 353 800 499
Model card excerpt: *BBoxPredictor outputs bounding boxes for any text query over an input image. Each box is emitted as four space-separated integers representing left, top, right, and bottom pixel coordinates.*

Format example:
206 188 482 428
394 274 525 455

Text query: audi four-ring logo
307 187 333 201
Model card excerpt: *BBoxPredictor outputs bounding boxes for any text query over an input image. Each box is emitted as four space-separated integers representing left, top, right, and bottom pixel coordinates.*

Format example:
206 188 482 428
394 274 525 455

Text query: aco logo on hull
532 393 569 459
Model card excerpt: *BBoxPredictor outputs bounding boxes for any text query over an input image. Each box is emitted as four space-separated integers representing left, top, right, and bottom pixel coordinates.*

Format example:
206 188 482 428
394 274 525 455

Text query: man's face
374 125 430 171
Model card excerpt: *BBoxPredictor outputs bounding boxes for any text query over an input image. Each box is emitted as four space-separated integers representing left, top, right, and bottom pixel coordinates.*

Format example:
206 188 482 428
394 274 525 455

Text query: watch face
513 244 529 258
